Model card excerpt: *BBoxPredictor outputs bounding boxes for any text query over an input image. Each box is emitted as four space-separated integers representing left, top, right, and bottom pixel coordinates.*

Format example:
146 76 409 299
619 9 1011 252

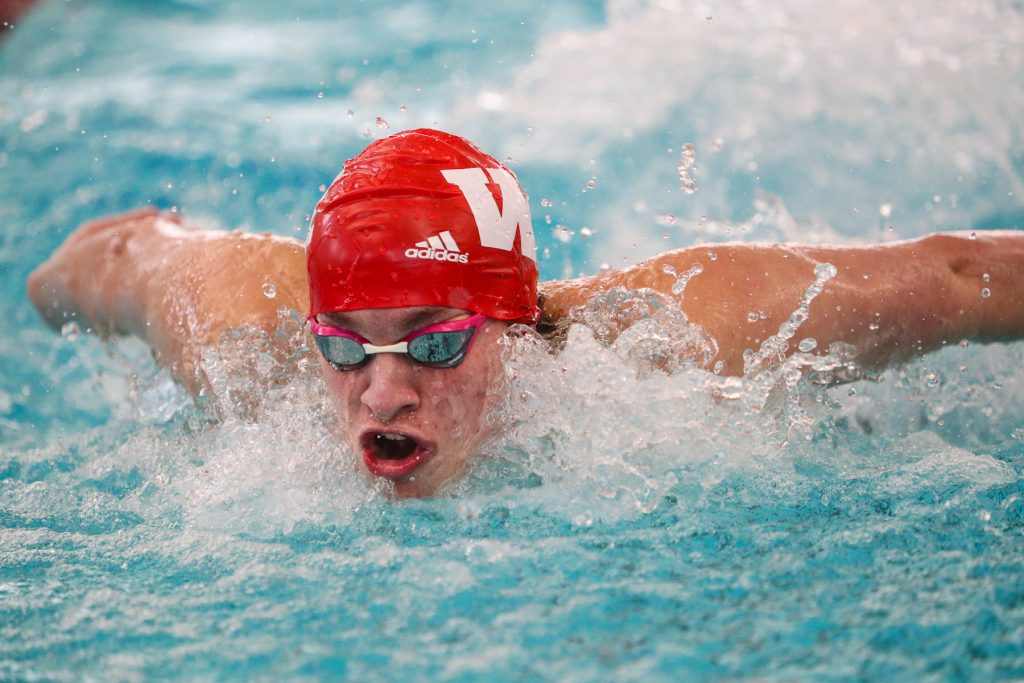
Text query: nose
360 354 421 422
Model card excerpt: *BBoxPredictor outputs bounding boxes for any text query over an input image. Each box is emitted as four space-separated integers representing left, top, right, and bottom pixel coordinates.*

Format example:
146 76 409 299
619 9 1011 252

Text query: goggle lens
407 328 474 367
314 334 367 367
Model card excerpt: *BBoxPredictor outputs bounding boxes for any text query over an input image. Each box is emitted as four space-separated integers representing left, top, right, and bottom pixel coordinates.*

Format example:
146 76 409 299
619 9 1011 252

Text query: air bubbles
61 321 80 342
711 136 725 152
540 198 552 208
981 287 991 298
585 178 597 190
375 117 389 130
982 273 990 283
707 251 718 261
580 227 593 238
399 104 408 112
316 91 324 99
879 202 893 218
262 282 278 300
969 231 976 240
746 312 759 323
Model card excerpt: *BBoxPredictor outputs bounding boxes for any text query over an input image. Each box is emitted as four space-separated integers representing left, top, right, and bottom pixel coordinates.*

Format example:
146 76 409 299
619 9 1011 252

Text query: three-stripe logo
404 230 470 264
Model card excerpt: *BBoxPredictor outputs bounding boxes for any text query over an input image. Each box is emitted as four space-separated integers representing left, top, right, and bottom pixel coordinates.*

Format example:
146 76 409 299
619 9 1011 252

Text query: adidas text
405 247 469 264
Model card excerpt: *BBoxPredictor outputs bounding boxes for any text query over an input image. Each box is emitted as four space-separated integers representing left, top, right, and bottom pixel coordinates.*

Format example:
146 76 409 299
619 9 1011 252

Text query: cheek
440 345 507 436
320 360 361 422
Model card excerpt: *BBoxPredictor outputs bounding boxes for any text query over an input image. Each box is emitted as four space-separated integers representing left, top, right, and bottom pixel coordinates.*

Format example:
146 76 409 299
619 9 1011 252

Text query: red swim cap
307 129 539 323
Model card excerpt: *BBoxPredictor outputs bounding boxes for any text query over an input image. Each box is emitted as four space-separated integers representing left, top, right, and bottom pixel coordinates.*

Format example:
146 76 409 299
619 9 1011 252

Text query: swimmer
27 129 1024 496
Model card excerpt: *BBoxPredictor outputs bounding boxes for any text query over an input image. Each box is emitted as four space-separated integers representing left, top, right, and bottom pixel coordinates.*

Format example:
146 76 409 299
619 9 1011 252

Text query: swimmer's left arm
540 231 1024 375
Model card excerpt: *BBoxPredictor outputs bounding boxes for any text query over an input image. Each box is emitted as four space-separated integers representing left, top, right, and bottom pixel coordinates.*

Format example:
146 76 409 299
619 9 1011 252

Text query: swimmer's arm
539 231 1024 375
27 208 310 393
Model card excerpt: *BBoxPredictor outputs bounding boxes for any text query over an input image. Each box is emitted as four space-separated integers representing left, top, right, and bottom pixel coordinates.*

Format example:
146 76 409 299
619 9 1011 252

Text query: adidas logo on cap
404 230 470 264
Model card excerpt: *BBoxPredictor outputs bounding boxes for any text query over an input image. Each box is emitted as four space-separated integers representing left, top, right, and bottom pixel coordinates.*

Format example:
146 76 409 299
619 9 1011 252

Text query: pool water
3 1 1024 680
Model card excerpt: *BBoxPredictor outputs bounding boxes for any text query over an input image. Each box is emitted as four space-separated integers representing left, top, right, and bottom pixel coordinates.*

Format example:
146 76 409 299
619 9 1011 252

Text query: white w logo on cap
441 167 537 261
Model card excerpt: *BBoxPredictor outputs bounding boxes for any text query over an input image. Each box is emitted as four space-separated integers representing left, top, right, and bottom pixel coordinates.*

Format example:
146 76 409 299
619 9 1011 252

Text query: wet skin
318 306 511 497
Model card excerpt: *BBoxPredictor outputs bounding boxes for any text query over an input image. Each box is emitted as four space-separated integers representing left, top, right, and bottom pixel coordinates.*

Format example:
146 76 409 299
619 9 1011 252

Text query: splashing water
678 143 697 195
743 262 839 376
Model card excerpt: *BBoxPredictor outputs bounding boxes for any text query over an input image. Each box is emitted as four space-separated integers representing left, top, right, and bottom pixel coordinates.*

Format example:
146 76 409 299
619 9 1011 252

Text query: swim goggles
309 313 486 370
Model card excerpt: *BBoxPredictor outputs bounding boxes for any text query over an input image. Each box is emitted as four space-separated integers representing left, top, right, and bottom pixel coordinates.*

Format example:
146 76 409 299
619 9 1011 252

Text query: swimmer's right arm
27 208 309 393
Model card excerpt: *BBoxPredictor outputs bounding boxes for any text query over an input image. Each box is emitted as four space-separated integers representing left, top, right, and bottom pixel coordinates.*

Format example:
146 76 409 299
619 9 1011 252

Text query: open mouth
360 431 433 479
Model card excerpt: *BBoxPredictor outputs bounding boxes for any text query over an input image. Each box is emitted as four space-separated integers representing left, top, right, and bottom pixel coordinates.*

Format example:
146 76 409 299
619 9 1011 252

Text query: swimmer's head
306 128 539 324
306 130 536 496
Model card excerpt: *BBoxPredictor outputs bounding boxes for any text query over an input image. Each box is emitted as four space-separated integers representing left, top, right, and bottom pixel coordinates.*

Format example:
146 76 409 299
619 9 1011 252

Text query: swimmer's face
317 306 509 497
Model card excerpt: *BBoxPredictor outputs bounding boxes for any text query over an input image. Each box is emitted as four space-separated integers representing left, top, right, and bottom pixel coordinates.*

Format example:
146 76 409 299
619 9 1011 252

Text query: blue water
3 1 1024 680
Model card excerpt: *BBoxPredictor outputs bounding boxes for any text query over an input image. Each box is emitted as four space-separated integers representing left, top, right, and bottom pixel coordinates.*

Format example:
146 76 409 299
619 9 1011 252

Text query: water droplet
798 338 817 352
264 116 272 123
540 198 552 208
317 91 324 99
262 282 278 299
375 116 389 130
879 202 893 217
677 143 697 194
981 288 991 298
399 104 408 112
932 194 941 203
61 321 80 341
664 214 676 224
580 227 593 238
982 272 990 283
